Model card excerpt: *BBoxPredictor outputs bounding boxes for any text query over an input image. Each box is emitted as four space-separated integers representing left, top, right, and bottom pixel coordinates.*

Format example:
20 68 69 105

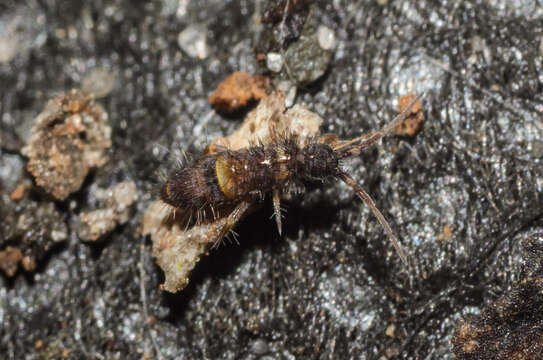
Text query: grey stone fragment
284 33 332 85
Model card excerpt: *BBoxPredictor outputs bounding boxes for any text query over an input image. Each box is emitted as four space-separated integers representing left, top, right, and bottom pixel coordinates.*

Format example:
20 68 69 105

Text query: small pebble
277 81 297 108
250 339 269 355
317 25 336 51
82 68 115 98
178 24 208 59
266 52 284 73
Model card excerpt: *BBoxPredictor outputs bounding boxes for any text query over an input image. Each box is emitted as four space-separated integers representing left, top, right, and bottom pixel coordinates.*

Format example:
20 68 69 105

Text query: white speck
93 298 106 328
176 0 189 18
82 68 115 98
51 229 68 242
359 311 376 331
178 24 208 59
317 25 336 51
277 81 297 108
266 52 283 72
285 85 297 108
0 35 17 63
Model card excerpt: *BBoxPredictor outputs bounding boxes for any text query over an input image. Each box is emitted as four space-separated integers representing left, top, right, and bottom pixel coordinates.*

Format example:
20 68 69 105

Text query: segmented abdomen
215 147 279 200
161 143 298 211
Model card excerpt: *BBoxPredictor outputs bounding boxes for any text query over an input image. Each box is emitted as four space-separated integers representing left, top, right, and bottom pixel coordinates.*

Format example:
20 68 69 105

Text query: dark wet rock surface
452 235 543 360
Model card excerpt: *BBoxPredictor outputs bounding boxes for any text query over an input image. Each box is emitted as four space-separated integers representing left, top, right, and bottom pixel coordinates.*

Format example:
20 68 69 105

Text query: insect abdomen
160 157 225 210
215 147 281 200
161 142 299 211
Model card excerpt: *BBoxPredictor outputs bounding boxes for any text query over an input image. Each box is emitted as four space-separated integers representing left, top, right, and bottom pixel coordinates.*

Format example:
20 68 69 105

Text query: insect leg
214 201 251 247
317 134 339 147
337 171 408 266
272 188 283 235
334 93 424 157
205 142 229 155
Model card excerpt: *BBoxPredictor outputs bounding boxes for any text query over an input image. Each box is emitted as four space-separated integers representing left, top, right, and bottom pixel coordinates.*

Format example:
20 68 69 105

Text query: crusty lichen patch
210 90 322 150
142 201 233 292
78 181 138 242
142 91 322 293
22 89 111 200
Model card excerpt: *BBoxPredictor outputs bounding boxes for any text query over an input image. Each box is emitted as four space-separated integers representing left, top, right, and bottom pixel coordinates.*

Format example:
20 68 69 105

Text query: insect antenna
334 93 424 158
336 171 408 266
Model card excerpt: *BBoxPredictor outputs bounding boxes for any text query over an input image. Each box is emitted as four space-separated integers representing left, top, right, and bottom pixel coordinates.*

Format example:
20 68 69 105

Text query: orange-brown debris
35 339 43 350
0 246 23 277
22 89 111 200
21 256 37 271
394 94 424 136
10 183 26 200
209 72 271 113
437 224 454 242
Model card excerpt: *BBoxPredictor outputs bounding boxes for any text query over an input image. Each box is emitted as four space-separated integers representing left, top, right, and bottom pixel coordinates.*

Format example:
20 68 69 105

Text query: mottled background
1 0 542 359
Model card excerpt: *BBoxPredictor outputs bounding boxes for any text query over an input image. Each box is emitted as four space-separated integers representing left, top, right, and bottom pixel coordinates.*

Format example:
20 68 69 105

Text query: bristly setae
160 94 423 265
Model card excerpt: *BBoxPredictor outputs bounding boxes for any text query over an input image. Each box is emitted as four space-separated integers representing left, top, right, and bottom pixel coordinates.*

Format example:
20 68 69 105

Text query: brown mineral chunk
0 246 23 277
209 72 271 113
22 89 111 200
394 94 424 136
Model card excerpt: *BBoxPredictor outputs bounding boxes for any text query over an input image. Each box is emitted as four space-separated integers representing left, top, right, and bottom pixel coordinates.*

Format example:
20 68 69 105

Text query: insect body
161 94 423 265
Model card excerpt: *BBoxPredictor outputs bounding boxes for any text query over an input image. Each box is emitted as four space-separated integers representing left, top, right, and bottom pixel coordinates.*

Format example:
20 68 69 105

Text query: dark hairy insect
160 94 423 265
